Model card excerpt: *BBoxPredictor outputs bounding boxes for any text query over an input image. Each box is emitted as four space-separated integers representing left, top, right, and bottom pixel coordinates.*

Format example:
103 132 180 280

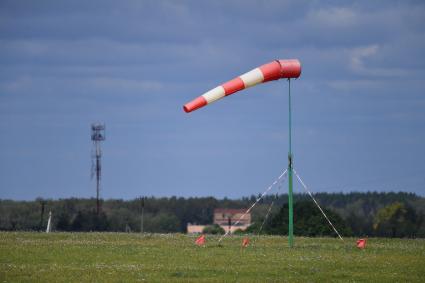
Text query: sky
0 0 424 200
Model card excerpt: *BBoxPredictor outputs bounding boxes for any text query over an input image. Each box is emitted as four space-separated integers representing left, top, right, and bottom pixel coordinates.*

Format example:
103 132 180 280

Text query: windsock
183 59 301 113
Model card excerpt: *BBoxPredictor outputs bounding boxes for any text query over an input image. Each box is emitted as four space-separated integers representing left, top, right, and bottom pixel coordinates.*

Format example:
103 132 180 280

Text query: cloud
347 44 416 78
0 0 425 198
350 45 379 70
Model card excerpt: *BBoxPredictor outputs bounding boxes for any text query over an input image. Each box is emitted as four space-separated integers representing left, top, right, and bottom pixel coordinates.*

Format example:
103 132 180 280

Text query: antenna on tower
91 123 105 215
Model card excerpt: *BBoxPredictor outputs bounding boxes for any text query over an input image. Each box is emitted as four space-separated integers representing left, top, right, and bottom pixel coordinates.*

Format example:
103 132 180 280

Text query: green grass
0 232 424 282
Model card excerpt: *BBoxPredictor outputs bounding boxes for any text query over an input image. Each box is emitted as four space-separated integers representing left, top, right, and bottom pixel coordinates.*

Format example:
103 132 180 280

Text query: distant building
187 208 251 234
186 224 205 234
214 208 251 233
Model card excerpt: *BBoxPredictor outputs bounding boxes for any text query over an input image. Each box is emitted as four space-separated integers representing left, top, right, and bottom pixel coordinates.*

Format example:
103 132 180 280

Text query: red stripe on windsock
183 96 207 113
222 77 245 96
259 61 282 82
278 59 302 78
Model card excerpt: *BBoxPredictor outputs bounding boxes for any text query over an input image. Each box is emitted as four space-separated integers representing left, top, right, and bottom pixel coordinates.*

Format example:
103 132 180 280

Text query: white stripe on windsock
202 86 226 104
239 68 264 88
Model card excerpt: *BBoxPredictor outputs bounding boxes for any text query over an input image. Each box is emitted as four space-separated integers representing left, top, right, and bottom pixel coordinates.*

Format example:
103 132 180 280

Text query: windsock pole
287 79 294 247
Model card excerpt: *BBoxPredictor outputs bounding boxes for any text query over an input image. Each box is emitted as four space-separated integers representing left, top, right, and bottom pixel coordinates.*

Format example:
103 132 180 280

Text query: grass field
0 232 424 282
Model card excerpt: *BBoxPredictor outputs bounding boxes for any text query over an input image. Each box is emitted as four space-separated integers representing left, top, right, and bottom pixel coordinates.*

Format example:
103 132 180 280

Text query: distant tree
145 212 180 233
416 215 425 238
93 212 109 231
373 202 418 237
71 210 109 231
107 207 138 232
265 201 352 237
245 222 262 234
56 211 71 231
0 193 423 237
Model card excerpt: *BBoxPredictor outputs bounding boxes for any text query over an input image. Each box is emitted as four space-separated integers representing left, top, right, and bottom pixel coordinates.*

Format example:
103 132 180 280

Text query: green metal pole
288 78 294 247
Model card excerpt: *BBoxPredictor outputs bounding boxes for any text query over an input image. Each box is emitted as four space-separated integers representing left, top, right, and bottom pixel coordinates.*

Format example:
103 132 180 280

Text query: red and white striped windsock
183 59 301 113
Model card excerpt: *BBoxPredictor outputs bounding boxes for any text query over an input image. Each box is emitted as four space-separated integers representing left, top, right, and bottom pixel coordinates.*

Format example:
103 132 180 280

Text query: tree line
0 192 424 237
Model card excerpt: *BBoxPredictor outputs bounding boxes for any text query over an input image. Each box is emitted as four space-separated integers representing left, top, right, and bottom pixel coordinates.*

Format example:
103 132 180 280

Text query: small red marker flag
242 237 250 248
356 238 367 249
195 234 206 246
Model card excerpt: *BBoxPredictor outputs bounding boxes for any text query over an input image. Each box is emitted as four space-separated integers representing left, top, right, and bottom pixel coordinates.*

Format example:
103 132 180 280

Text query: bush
202 224 225 235
233 228 247 235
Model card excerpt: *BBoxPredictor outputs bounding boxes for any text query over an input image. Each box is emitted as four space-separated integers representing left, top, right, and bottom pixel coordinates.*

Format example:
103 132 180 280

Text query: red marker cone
242 237 250 248
195 234 206 246
356 238 367 249
183 59 301 113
